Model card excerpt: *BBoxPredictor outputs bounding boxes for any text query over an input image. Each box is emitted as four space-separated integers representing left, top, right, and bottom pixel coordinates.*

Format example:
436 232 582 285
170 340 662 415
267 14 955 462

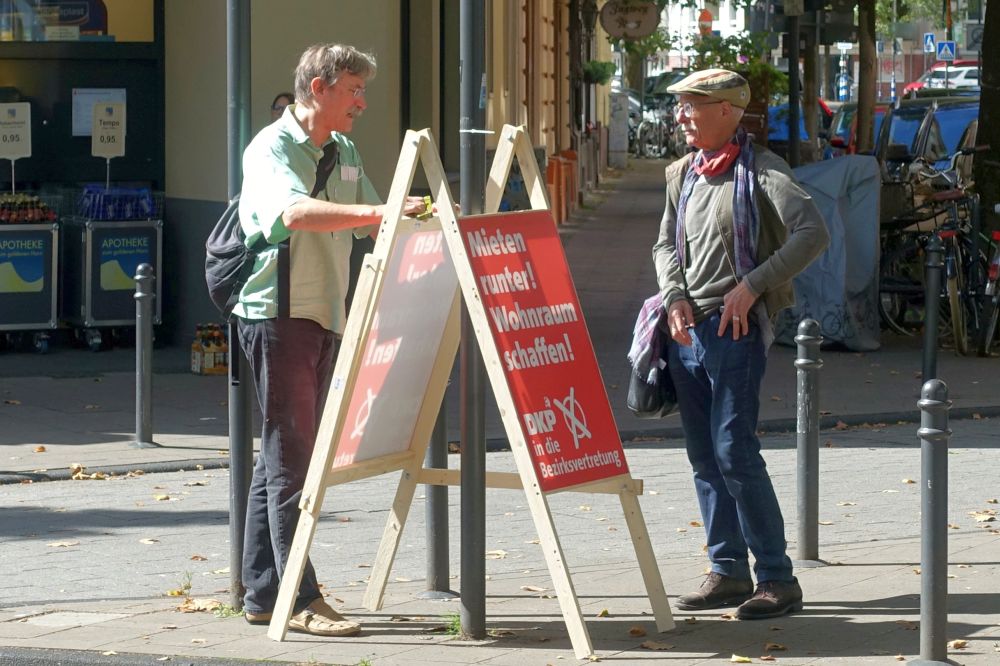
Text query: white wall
164 0 403 203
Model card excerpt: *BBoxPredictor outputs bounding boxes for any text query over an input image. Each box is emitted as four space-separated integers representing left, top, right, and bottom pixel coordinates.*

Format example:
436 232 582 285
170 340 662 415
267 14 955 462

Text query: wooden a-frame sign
267 125 673 658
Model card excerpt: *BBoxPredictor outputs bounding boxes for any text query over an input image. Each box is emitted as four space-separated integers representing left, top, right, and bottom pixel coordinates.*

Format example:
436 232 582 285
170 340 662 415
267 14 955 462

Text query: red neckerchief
692 138 740 177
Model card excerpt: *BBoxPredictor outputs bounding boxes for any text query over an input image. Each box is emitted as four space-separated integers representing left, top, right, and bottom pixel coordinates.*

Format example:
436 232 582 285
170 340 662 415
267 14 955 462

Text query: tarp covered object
773 155 881 351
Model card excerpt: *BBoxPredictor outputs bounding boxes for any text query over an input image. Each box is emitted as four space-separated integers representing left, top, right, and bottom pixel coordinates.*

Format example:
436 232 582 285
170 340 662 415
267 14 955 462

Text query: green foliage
444 612 462 636
583 60 618 85
685 30 787 102
212 603 244 619
876 0 945 34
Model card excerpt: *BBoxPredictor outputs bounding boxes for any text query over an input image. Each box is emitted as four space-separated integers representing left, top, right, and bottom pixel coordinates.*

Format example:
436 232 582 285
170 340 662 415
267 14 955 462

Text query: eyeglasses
674 99 724 119
342 85 366 98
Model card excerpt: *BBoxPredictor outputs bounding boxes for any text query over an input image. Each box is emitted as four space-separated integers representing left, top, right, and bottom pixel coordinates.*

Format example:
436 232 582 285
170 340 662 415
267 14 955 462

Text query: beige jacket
653 147 830 319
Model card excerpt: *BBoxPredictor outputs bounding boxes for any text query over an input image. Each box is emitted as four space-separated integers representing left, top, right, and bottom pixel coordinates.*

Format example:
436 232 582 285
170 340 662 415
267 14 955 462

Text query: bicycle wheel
878 234 924 336
947 272 968 355
977 292 999 356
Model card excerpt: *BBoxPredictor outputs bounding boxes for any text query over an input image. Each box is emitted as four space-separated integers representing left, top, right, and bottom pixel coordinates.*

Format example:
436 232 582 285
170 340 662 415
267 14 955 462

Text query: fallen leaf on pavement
948 524 960 529
818 520 833 525
485 549 507 559
896 620 918 630
154 494 171 501
160 625 177 630
394 577 412 582
190 554 207 561
948 639 968 649
689 520 703 527
47 540 79 548
837 501 857 506
183 481 207 487
834 421 849 430
596 609 610 617
190 638 206 644
33 446 45 453
770 395 781 401
640 640 673 650
676 528 687 533
731 655 753 663
525 538 540 544
648 490 659 495
902 479 915 484
177 598 222 613
139 538 159 545
764 642 787 651
628 626 646 637
895 656 905 662
720 613 736 620
520 585 547 593
210 567 229 574
101 651 117 656
986 498 998 504
685 618 698 624
389 616 410 622
489 628 516 637
760 656 776 662
578 505 592 511
971 512 995 522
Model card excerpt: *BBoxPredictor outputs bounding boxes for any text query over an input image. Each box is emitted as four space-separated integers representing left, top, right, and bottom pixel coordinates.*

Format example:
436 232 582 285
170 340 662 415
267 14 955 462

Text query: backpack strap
276 142 340 319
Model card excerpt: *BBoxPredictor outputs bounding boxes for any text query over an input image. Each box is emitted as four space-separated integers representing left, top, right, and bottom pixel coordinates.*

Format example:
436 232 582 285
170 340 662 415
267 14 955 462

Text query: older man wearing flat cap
652 69 829 619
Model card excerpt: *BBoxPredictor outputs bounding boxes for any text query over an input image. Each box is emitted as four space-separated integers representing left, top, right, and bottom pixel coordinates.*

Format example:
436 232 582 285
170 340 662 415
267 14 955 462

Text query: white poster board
0 103 31 160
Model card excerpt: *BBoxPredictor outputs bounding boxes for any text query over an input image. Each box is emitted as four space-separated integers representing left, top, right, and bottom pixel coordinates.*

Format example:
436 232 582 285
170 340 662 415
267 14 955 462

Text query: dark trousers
667 311 793 583
237 317 338 614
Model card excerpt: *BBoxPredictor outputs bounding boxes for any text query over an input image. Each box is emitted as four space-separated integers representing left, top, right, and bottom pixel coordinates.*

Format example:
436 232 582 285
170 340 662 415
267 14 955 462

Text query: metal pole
418 405 457 599
922 234 944 382
459 0 487 640
132 263 158 449
794 318 822 562
226 0 253 610
910 379 951 666
787 14 801 168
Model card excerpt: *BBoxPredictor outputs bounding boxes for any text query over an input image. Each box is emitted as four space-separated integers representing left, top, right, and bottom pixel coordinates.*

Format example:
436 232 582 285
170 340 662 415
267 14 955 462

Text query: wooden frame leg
619 490 674 632
362 464 423 611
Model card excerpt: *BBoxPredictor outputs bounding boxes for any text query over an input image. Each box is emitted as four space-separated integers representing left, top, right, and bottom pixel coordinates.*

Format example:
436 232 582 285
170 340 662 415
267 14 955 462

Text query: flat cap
667 68 751 109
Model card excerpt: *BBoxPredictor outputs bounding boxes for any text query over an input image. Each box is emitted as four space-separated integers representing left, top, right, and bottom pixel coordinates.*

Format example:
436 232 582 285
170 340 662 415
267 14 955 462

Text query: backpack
205 142 340 320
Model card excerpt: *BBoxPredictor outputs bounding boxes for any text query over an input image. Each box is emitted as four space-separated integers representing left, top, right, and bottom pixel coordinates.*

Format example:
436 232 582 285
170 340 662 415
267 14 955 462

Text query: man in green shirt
236 43 424 637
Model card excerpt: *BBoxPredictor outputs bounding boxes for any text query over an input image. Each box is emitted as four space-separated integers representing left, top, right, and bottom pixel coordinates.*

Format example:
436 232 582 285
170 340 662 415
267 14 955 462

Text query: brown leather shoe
676 572 753 610
244 610 272 625
735 577 803 620
288 599 361 637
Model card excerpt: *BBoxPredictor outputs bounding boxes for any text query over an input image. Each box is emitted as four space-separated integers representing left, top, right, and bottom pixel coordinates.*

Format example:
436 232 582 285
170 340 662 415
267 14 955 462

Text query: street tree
973 0 997 231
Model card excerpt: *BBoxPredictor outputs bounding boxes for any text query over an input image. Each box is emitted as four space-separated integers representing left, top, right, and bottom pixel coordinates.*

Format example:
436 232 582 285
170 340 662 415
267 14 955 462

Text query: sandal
288 599 361 637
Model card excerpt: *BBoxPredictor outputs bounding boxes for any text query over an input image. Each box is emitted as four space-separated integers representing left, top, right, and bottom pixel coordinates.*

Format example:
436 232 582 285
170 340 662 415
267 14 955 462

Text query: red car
903 60 979 97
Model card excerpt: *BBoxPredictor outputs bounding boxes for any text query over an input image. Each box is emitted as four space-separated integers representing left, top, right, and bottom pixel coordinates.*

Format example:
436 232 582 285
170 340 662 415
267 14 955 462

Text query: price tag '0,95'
92 102 125 159
0 103 31 161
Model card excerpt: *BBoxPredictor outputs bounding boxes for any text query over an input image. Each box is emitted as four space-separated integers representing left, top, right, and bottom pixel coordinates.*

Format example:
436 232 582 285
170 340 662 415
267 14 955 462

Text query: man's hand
402 195 427 217
717 281 758 340
667 300 694 347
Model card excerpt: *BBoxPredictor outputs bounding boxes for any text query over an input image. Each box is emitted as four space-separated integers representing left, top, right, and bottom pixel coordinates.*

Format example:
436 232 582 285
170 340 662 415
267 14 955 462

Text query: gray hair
293 44 377 102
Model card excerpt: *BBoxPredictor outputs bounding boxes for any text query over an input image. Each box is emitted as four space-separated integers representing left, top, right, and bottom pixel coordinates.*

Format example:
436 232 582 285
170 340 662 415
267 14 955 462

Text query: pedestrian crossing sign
923 32 935 53
937 40 956 61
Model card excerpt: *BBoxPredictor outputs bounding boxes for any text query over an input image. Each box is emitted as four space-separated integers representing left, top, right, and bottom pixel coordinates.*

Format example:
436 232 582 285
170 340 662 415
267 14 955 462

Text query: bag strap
277 142 340 319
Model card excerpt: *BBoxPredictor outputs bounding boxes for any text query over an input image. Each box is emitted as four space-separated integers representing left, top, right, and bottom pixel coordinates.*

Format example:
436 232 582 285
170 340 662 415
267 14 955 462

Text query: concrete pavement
1 158 999 665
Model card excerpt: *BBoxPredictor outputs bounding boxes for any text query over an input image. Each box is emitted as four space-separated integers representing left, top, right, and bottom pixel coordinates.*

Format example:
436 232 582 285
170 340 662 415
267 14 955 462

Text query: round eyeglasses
674 99 724 119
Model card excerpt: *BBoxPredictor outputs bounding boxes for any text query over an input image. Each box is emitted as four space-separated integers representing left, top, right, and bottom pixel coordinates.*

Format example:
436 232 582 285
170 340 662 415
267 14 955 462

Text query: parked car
875 97 945 181
911 97 980 175
766 98 833 161
824 102 888 158
902 59 979 96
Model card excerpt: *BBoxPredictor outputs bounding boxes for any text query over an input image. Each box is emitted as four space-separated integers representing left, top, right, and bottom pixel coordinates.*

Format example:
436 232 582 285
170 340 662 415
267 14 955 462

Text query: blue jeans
238 317 338 615
667 311 793 583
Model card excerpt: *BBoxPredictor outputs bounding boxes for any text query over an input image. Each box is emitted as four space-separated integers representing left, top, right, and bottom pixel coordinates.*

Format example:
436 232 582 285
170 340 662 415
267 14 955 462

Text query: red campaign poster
332 228 456 468
459 210 628 492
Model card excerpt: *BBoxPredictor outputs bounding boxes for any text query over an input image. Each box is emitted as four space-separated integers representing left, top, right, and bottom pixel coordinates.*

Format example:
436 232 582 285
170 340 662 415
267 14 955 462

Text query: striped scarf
675 126 758 277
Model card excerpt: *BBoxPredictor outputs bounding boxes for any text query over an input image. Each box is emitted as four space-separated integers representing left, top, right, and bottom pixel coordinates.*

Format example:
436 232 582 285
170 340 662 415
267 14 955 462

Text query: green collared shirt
233 105 381 333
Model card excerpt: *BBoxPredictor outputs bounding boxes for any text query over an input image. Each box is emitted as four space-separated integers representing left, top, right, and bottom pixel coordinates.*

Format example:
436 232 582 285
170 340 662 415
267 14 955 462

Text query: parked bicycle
977 203 1000 357
878 145 991 355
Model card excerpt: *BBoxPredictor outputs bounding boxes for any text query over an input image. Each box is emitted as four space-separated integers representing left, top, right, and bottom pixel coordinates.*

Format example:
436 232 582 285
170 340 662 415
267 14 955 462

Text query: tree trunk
625 50 644 93
974 0 999 232
855 0 877 153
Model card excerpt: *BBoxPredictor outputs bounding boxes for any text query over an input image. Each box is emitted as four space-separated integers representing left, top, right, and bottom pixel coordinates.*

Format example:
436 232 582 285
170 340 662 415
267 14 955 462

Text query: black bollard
794 318 823 563
922 234 944 382
132 263 159 449
911 379 952 666
418 404 458 600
